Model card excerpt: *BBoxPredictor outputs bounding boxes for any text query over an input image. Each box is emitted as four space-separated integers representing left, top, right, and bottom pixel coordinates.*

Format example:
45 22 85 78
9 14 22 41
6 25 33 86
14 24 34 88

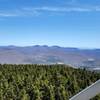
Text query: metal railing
69 79 100 100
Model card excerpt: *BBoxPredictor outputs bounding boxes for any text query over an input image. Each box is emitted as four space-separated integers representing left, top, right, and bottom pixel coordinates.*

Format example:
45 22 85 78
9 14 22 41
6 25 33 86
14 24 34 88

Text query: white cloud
24 6 100 12
0 5 100 18
0 9 39 17
0 13 18 17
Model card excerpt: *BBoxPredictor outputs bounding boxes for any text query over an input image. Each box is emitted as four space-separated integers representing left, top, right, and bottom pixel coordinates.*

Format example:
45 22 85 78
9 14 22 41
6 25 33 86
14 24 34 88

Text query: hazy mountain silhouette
0 45 100 68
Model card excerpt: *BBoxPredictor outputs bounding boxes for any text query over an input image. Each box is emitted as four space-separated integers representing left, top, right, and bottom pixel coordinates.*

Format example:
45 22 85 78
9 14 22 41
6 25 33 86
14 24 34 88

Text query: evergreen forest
0 64 100 100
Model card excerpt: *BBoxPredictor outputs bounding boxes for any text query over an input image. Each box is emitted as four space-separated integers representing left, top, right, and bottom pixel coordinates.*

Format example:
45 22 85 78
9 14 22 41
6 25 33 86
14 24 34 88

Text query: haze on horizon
0 0 100 48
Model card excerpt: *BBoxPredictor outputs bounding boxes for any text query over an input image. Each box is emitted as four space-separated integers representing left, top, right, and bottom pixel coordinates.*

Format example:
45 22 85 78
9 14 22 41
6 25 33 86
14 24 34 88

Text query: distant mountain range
0 45 100 69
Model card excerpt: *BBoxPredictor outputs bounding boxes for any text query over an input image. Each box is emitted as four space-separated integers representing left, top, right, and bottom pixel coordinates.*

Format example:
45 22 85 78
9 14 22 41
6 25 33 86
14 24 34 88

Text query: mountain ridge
0 45 100 70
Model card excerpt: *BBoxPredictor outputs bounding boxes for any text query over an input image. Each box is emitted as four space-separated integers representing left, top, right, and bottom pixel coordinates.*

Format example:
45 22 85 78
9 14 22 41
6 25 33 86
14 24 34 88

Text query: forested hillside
0 64 100 100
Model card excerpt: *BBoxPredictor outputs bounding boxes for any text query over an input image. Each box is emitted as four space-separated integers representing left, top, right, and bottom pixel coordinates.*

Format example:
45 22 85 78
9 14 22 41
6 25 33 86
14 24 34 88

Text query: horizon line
0 44 100 50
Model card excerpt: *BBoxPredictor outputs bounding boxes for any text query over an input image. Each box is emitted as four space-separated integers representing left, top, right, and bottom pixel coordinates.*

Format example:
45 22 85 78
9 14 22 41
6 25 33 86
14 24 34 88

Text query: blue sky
0 0 100 48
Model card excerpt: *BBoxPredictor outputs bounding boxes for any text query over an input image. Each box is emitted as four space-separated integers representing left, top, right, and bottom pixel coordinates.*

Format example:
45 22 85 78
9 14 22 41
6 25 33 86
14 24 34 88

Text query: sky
0 0 100 48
